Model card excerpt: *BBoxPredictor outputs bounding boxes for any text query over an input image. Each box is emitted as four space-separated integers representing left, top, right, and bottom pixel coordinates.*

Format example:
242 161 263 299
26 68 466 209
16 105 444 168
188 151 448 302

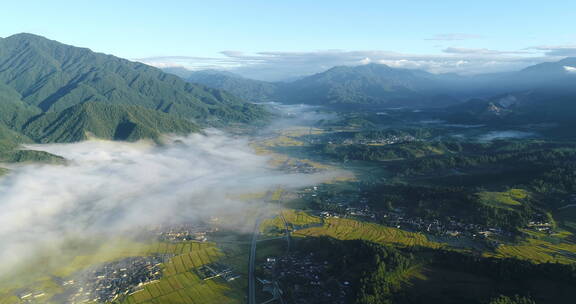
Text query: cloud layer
138 47 557 81
0 130 333 277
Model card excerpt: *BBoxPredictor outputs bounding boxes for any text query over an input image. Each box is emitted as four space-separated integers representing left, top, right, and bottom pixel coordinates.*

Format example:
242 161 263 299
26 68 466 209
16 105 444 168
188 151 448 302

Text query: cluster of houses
62 255 169 303
194 263 240 282
263 254 349 304
16 290 46 303
145 222 217 243
526 219 553 233
278 160 322 174
302 132 417 146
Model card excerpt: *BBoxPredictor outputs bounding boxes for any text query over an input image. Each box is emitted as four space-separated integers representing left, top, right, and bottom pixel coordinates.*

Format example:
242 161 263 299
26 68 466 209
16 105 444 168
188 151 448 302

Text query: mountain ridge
0 33 267 125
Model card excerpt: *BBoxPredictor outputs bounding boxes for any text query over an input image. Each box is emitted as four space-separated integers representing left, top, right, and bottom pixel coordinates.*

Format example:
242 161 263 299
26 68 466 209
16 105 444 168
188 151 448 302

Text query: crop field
486 234 576 264
0 240 245 304
119 242 245 304
273 211 444 249
476 189 528 210
260 209 323 234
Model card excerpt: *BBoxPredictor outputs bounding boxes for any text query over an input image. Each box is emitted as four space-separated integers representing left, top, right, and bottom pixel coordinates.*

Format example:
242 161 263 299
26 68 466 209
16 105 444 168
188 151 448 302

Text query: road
248 215 262 304
280 213 291 253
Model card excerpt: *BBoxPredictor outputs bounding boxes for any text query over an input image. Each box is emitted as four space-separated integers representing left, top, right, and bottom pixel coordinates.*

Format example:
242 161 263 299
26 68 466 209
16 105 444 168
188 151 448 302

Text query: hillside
173 59 576 111
275 63 458 107
175 64 460 108
443 89 576 129
183 70 278 103
0 33 267 125
21 102 200 143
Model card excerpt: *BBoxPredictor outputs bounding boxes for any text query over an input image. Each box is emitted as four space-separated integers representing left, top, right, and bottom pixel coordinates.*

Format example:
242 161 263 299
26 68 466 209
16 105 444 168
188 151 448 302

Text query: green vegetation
118 242 244 304
488 295 536 304
0 33 270 165
277 64 457 107
296 237 417 304
0 33 267 125
260 209 322 234
0 239 245 304
267 211 443 249
21 102 200 143
184 70 278 103
317 141 451 161
477 189 528 209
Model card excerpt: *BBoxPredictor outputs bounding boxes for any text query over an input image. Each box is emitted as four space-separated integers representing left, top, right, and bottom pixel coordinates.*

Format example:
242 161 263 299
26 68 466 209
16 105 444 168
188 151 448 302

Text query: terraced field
485 230 576 264
294 217 443 249
119 242 244 304
260 210 323 234
0 240 245 304
266 210 442 249
476 189 528 210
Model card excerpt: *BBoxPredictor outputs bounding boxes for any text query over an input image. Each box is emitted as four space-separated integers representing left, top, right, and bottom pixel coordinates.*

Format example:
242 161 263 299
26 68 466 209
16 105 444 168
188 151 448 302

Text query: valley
0 27 576 304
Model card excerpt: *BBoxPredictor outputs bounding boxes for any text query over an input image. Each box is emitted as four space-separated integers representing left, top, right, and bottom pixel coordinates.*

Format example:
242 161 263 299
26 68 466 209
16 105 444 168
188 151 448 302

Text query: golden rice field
485 229 576 264
119 242 244 304
267 210 443 249
294 217 444 249
0 240 244 304
476 189 528 210
260 209 323 234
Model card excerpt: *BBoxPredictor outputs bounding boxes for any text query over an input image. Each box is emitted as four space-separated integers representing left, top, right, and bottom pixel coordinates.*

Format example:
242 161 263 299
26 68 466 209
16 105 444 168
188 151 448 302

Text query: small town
59 255 169 304
143 222 218 243
260 253 349 304
303 133 418 146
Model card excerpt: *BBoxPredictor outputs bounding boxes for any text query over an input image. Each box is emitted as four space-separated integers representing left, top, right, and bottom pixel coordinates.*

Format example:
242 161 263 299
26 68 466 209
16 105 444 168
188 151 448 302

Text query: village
259 253 349 304
141 222 218 243
298 185 541 248
302 132 418 146
58 255 170 304
278 160 323 174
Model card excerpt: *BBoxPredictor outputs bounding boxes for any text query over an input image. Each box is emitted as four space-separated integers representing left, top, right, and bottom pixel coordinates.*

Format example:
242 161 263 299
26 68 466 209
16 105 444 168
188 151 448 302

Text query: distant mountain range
169 59 576 110
185 70 277 103
0 33 269 163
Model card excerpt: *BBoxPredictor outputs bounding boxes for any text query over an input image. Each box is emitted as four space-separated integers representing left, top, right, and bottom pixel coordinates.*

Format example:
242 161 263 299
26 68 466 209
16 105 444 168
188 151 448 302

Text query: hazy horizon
2 1 575 81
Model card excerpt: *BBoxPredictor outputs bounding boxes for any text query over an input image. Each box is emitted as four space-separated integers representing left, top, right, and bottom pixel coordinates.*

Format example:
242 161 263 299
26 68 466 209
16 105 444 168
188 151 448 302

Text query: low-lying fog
478 130 536 142
0 129 336 278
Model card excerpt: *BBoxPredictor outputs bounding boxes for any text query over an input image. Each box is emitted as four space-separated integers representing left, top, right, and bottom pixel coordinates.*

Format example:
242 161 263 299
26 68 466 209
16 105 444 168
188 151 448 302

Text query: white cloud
425 33 483 41
136 48 556 81
0 130 335 278
564 66 576 73
442 47 529 55
526 45 576 57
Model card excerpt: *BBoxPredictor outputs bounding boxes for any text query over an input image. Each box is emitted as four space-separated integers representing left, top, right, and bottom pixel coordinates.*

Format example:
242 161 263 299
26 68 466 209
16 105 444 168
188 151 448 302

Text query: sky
2 0 575 80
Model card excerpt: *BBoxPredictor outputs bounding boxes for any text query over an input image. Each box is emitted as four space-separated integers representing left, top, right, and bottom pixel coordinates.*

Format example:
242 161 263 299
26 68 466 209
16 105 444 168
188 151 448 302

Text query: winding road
248 216 261 304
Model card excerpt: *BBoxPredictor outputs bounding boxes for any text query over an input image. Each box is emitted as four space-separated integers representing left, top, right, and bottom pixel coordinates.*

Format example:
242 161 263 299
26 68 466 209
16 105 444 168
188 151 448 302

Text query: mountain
443 89 576 129
0 33 271 164
0 33 267 125
21 102 200 143
172 59 576 111
180 69 279 103
512 57 576 87
171 64 461 108
274 63 459 108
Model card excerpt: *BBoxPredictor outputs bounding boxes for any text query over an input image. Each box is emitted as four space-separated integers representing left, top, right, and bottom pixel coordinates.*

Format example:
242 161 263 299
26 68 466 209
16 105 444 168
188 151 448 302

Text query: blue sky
2 1 575 80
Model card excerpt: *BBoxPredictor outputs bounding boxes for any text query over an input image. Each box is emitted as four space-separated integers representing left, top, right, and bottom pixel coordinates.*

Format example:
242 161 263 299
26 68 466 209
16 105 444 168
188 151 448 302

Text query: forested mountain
174 58 576 111
443 89 576 131
178 64 459 107
21 102 200 143
183 70 278 103
276 63 457 107
500 57 576 91
0 33 269 165
0 33 267 124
